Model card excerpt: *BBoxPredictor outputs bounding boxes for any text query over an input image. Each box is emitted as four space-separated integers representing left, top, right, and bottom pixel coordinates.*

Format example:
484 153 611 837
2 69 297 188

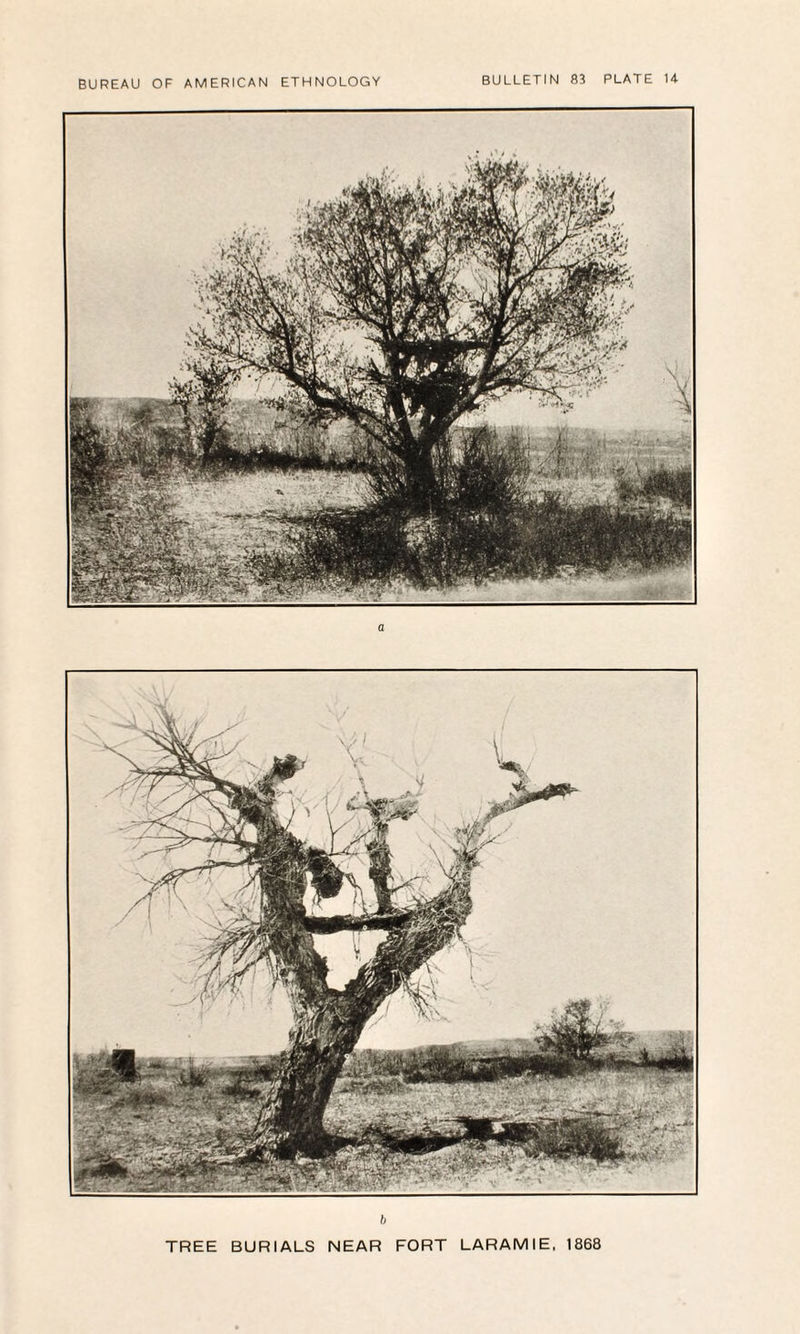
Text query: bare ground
70 464 692 604
72 1066 694 1195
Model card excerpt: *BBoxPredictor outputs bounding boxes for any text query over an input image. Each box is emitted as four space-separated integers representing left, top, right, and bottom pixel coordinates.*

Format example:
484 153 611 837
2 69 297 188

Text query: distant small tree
663 1032 693 1068
664 361 692 421
168 354 237 462
534 995 628 1061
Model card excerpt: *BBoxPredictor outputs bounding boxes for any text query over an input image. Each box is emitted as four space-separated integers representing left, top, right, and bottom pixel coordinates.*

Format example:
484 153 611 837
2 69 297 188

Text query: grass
176 1055 210 1087
71 1060 694 1195
256 492 691 593
616 462 693 508
71 463 691 604
69 461 367 602
69 403 693 604
401 1052 578 1082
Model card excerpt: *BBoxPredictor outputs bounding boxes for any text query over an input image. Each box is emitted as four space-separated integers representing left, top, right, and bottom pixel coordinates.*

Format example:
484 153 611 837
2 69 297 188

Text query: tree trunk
178 405 197 458
404 440 439 512
200 422 217 464
248 1005 359 1159
247 862 478 1160
235 760 574 1162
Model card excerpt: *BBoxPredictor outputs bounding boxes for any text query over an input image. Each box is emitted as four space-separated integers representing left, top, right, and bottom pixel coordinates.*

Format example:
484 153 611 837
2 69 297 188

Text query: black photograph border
63 106 697 609
66 666 699 1199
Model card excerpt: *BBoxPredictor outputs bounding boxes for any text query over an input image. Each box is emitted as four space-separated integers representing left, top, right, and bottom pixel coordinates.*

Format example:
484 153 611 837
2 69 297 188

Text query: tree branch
303 910 413 934
341 746 576 1021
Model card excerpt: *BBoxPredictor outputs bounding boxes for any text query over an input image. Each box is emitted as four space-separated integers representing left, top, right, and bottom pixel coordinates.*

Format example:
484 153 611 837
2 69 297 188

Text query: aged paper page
2 1 797 1329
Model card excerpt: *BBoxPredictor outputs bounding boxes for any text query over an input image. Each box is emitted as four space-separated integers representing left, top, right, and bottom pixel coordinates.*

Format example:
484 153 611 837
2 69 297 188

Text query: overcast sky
66 109 693 432
68 670 696 1057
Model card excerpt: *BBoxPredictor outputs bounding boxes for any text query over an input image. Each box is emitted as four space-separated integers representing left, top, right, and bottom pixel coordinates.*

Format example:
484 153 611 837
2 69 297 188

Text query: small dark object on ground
383 1134 465 1155
91 1158 128 1177
111 1048 136 1080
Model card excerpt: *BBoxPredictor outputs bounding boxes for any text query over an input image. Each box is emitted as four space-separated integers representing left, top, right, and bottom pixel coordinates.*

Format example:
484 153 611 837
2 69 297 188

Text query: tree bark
248 1005 357 1158
403 440 439 512
246 859 477 1159
234 758 574 1161
200 422 217 463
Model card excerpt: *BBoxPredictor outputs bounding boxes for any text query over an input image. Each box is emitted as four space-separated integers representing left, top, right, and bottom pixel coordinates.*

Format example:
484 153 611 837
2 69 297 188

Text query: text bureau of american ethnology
75 75 382 92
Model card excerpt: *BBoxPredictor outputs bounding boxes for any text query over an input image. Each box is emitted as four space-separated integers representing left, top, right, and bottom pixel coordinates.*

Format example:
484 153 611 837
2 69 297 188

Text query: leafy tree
185 153 630 509
168 354 237 462
90 690 576 1160
534 995 627 1061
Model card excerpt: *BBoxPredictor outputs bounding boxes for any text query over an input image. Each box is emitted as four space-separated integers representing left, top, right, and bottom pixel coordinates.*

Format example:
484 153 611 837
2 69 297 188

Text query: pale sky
66 108 693 432
68 671 696 1057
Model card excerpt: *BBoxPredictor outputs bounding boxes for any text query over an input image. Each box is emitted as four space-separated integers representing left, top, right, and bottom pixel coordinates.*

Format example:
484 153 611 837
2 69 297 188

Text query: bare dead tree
664 361 693 420
87 687 576 1160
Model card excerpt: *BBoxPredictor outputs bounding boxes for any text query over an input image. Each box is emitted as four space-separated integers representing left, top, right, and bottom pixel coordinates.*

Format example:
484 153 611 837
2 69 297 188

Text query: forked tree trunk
246 861 477 1160
249 1007 360 1159
235 757 574 1162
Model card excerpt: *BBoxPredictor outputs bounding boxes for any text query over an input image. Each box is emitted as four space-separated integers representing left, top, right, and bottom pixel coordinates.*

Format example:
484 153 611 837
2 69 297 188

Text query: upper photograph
65 107 694 606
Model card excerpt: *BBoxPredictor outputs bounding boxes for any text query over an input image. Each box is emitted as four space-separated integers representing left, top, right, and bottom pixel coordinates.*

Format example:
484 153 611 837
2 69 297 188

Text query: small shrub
253 1058 279 1080
75 1157 128 1181
365 447 426 510
249 446 354 472
70 409 108 493
655 1054 693 1071
365 425 531 515
615 463 692 509
614 464 641 504
292 507 415 583
72 1051 118 1096
403 1061 498 1084
187 442 360 474
641 465 692 508
257 490 691 594
112 1084 170 1109
221 1071 262 1098
655 1038 694 1071
176 1055 210 1088
400 1052 578 1084
111 422 163 475
522 1117 622 1162
525 1053 579 1078
529 494 690 574
454 428 531 513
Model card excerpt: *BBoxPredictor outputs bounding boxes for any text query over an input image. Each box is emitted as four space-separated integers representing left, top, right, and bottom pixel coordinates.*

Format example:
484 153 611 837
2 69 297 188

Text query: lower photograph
67 668 697 1196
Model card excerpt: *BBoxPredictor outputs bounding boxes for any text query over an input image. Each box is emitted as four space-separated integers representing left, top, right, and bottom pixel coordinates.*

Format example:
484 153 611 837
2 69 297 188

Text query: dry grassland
72 1063 694 1195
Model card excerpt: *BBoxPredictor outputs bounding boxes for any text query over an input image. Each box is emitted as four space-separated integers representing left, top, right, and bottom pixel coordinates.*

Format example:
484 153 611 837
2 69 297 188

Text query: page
2 2 797 1330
